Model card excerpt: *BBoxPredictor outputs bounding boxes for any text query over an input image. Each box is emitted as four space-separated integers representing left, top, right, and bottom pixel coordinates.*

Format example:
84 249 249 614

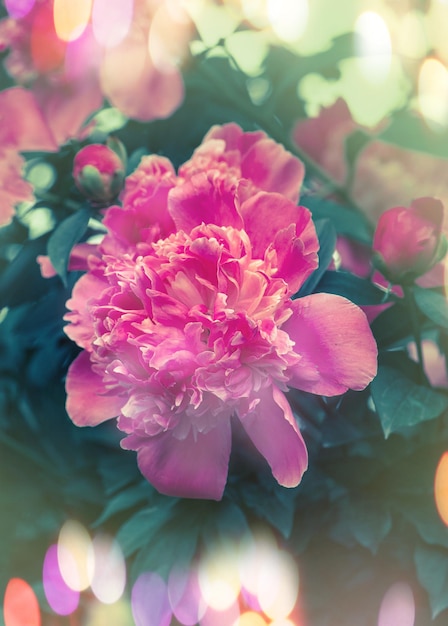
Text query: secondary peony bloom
372 197 446 284
73 144 125 203
63 124 377 500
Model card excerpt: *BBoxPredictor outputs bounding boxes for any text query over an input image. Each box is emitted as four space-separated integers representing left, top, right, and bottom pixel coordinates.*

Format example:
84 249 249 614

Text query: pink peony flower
73 144 125 203
63 124 378 500
372 197 446 284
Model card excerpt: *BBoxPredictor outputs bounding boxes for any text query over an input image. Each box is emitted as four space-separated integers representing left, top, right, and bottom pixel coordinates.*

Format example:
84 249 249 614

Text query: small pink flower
73 144 125 203
63 124 378 500
373 197 446 284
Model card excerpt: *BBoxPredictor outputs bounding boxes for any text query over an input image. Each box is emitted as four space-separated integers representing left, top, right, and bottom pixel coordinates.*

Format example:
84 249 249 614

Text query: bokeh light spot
30 3 66 73
90 534 126 604
434 451 448 525
266 0 308 43
378 582 415 626
3 578 41 626
92 0 133 49
418 58 448 131
84 598 134 626
43 545 80 616
167 565 207 625
148 4 192 73
58 520 93 592
5 0 35 19
131 572 172 626
233 611 267 626
355 11 392 83
198 545 241 611
256 549 299 620
53 0 92 42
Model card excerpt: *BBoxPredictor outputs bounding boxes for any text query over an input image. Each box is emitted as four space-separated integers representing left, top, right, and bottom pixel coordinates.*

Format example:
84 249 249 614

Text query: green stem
403 285 425 384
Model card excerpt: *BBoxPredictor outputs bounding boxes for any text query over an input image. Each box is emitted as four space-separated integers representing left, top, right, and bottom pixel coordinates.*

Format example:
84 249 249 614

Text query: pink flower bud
372 197 447 284
73 144 125 203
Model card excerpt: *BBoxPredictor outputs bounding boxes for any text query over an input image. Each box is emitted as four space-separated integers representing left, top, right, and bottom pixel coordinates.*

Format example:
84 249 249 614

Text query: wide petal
283 293 378 395
238 387 308 488
241 137 304 203
0 87 57 150
124 420 232 500
65 351 122 426
169 172 243 232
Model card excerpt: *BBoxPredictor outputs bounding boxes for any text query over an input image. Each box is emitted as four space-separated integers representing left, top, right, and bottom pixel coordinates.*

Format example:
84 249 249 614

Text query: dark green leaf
415 545 448 618
347 500 392 554
371 302 413 349
47 209 90 285
297 219 336 297
398 496 448 549
315 271 392 305
0 235 50 307
414 287 448 330
370 366 448 437
116 501 177 557
131 520 199 582
93 481 152 527
303 195 372 243
242 484 296 539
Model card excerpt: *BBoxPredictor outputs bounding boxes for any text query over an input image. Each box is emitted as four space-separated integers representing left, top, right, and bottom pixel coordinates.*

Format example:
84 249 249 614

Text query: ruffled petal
65 351 122 426
284 293 378 395
64 273 108 349
124 420 232 500
238 386 308 488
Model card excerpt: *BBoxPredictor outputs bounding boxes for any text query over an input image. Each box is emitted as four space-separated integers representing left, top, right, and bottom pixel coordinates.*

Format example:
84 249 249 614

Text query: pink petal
239 191 316 263
241 137 304 203
168 172 243 232
238 386 308 488
0 87 57 150
65 351 122 426
64 273 108 349
34 78 103 144
124 420 232 500
283 293 378 395
0 148 34 226
100 34 184 121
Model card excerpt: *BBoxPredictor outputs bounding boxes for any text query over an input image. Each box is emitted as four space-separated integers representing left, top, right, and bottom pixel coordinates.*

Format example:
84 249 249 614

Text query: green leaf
398 496 448 549
415 545 448 618
315 271 392 305
131 519 199 582
332 496 392 554
93 481 152 527
47 209 90 285
297 219 336 297
379 110 448 159
414 286 448 330
371 302 413 349
370 366 448 437
241 484 296 539
346 499 392 554
116 500 177 558
89 107 128 142
303 195 372 243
